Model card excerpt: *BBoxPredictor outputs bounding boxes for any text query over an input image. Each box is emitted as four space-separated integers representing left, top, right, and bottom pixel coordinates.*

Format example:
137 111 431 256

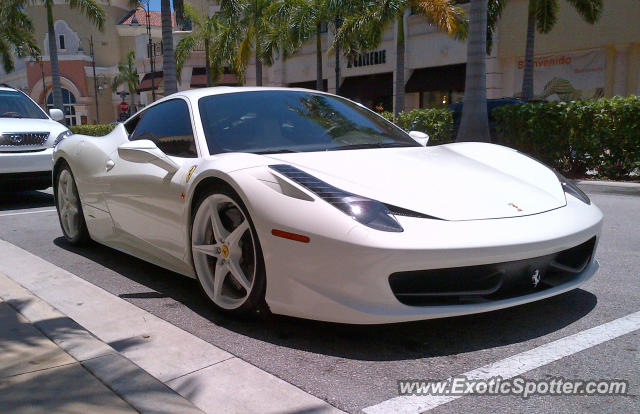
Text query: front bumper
231 171 604 324
0 147 54 174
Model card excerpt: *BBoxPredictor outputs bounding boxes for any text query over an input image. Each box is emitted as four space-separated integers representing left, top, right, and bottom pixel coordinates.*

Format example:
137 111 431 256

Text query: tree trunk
456 0 490 142
161 0 177 95
129 89 135 115
205 38 211 87
46 2 63 115
316 23 323 91
334 17 341 95
394 13 405 116
521 1 536 101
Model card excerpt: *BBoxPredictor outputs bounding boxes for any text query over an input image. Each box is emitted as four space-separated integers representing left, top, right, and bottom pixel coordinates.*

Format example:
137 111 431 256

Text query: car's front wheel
191 187 266 316
55 165 90 245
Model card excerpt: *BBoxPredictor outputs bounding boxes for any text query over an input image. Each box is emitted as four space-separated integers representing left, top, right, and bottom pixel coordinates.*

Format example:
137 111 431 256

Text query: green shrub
380 108 454 145
493 96 640 180
70 124 116 137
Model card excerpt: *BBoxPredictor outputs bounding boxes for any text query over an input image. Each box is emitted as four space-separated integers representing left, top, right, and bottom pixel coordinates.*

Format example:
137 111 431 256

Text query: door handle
105 159 115 172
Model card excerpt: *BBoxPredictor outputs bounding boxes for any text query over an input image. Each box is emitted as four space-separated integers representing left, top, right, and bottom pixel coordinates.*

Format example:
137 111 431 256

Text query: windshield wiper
254 149 299 154
327 142 416 151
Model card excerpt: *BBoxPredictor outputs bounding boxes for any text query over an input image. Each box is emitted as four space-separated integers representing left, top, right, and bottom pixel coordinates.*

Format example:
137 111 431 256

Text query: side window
130 99 197 158
124 113 143 134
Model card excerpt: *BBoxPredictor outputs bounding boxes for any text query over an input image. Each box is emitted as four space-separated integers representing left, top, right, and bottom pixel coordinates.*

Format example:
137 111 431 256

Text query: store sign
514 49 605 100
347 50 386 68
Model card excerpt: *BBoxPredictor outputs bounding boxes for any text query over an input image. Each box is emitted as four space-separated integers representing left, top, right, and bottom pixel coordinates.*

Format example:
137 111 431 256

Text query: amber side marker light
271 229 310 243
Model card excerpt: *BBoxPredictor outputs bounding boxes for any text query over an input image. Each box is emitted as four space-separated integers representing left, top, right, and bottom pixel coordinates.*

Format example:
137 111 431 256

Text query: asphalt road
0 188 638 413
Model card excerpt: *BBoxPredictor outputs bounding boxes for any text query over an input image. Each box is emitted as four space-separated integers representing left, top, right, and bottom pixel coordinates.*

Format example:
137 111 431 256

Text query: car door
103 98 200 267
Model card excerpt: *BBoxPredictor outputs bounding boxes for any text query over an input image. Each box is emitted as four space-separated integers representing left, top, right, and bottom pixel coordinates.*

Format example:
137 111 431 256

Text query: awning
138 71 163 92
340 73 393 99
405 64 466 93
191 67 239 88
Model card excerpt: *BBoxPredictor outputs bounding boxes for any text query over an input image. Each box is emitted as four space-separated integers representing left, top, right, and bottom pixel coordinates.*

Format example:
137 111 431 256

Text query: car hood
264 143 566 221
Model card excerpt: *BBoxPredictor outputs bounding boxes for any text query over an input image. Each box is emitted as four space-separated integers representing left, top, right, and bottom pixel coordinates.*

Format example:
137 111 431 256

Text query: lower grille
0 132 50 147
389 237 596 306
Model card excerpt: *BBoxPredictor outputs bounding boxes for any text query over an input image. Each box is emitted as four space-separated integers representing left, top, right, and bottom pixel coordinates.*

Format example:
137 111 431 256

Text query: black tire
191 184 267 317
54 164 90 246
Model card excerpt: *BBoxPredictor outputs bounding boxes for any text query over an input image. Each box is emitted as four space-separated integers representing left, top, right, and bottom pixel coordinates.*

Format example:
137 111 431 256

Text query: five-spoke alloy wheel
55 166 90 245
191 188 266 315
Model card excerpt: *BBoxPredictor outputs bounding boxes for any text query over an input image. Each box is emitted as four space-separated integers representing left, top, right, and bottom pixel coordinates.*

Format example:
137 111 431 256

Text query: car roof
166 86 330 102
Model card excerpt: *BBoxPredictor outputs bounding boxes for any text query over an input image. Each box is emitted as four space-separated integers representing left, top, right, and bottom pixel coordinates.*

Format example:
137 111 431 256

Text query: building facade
2 0 638 124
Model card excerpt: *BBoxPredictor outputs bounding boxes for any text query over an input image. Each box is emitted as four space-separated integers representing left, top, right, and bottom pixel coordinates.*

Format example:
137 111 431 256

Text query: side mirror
49 108 64 122
118 140 180 173
409 130 429 147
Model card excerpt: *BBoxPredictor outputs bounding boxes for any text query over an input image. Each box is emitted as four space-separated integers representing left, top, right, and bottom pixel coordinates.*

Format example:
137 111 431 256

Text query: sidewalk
0 240 342 414
576 179 640 196
0 275 205 414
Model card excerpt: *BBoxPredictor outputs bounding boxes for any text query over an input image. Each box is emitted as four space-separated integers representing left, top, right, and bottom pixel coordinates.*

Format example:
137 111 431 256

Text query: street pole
39 57 46 108
90 35 100 124
145 1 156 102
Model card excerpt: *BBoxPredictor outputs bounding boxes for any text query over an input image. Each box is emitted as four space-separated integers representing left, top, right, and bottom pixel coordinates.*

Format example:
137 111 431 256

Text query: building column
626 43 640 95
613 44 630 96
268 50 286 87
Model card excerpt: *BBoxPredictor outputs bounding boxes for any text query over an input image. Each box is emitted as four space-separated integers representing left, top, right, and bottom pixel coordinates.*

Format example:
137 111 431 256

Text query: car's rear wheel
191 187 266 316
55 166 90 245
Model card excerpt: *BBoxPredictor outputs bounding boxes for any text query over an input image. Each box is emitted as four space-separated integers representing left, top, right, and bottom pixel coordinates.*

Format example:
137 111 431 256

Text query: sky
145 0 169 12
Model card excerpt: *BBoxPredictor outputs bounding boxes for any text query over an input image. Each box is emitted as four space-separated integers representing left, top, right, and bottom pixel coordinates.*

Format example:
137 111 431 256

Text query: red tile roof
118 9 175 27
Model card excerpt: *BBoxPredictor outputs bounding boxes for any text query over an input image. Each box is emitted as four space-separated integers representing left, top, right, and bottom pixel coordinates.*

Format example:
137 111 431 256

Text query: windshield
0 90 48 119
198 90 418 154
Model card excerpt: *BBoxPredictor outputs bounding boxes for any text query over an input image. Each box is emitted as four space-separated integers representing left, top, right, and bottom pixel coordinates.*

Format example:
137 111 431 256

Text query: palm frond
487 0 507 54
175 32 203 82
566 0 603 24
67 0 107 30
535 0 558 33
412 0 469 39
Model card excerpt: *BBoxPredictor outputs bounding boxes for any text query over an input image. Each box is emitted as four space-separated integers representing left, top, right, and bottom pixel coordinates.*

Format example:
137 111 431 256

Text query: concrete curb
0 274 206 414
576 180 640 196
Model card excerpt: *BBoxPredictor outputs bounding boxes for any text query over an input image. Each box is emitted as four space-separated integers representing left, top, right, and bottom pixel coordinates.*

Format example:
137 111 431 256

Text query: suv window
129 99 197 158
0 89 48 119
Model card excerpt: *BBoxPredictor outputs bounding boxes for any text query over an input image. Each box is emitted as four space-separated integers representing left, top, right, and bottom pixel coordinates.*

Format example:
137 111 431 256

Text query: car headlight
270 164 404 232
556 172 590 205
53 130 72 147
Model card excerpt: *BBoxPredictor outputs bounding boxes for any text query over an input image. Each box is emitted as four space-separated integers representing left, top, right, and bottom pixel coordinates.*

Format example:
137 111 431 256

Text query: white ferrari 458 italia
53 87 603 324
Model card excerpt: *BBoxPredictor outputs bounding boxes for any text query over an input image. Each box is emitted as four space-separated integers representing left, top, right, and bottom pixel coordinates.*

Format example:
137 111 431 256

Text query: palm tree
217 0 277 86
270 0 333 91
176 2 227 87
111 50 139 113
29 0 105 114
337 0 468 116
161 0 177 95
521 0 602 101
456 0 489 142
0 0 39 73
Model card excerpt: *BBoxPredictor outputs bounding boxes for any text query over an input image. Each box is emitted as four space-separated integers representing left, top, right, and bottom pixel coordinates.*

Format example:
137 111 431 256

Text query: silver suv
0 85 71 191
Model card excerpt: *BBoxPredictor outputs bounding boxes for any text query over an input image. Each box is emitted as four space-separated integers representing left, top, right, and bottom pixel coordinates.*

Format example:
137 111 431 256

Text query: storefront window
419 90 464 109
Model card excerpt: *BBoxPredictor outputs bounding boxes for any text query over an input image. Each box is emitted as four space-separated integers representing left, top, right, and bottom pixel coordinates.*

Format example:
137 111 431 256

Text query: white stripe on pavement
0 209 56 217
0 239 343 414
363 310 640 414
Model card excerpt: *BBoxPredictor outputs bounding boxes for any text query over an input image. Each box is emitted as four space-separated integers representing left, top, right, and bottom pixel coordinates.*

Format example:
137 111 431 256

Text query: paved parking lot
0 187 638 413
